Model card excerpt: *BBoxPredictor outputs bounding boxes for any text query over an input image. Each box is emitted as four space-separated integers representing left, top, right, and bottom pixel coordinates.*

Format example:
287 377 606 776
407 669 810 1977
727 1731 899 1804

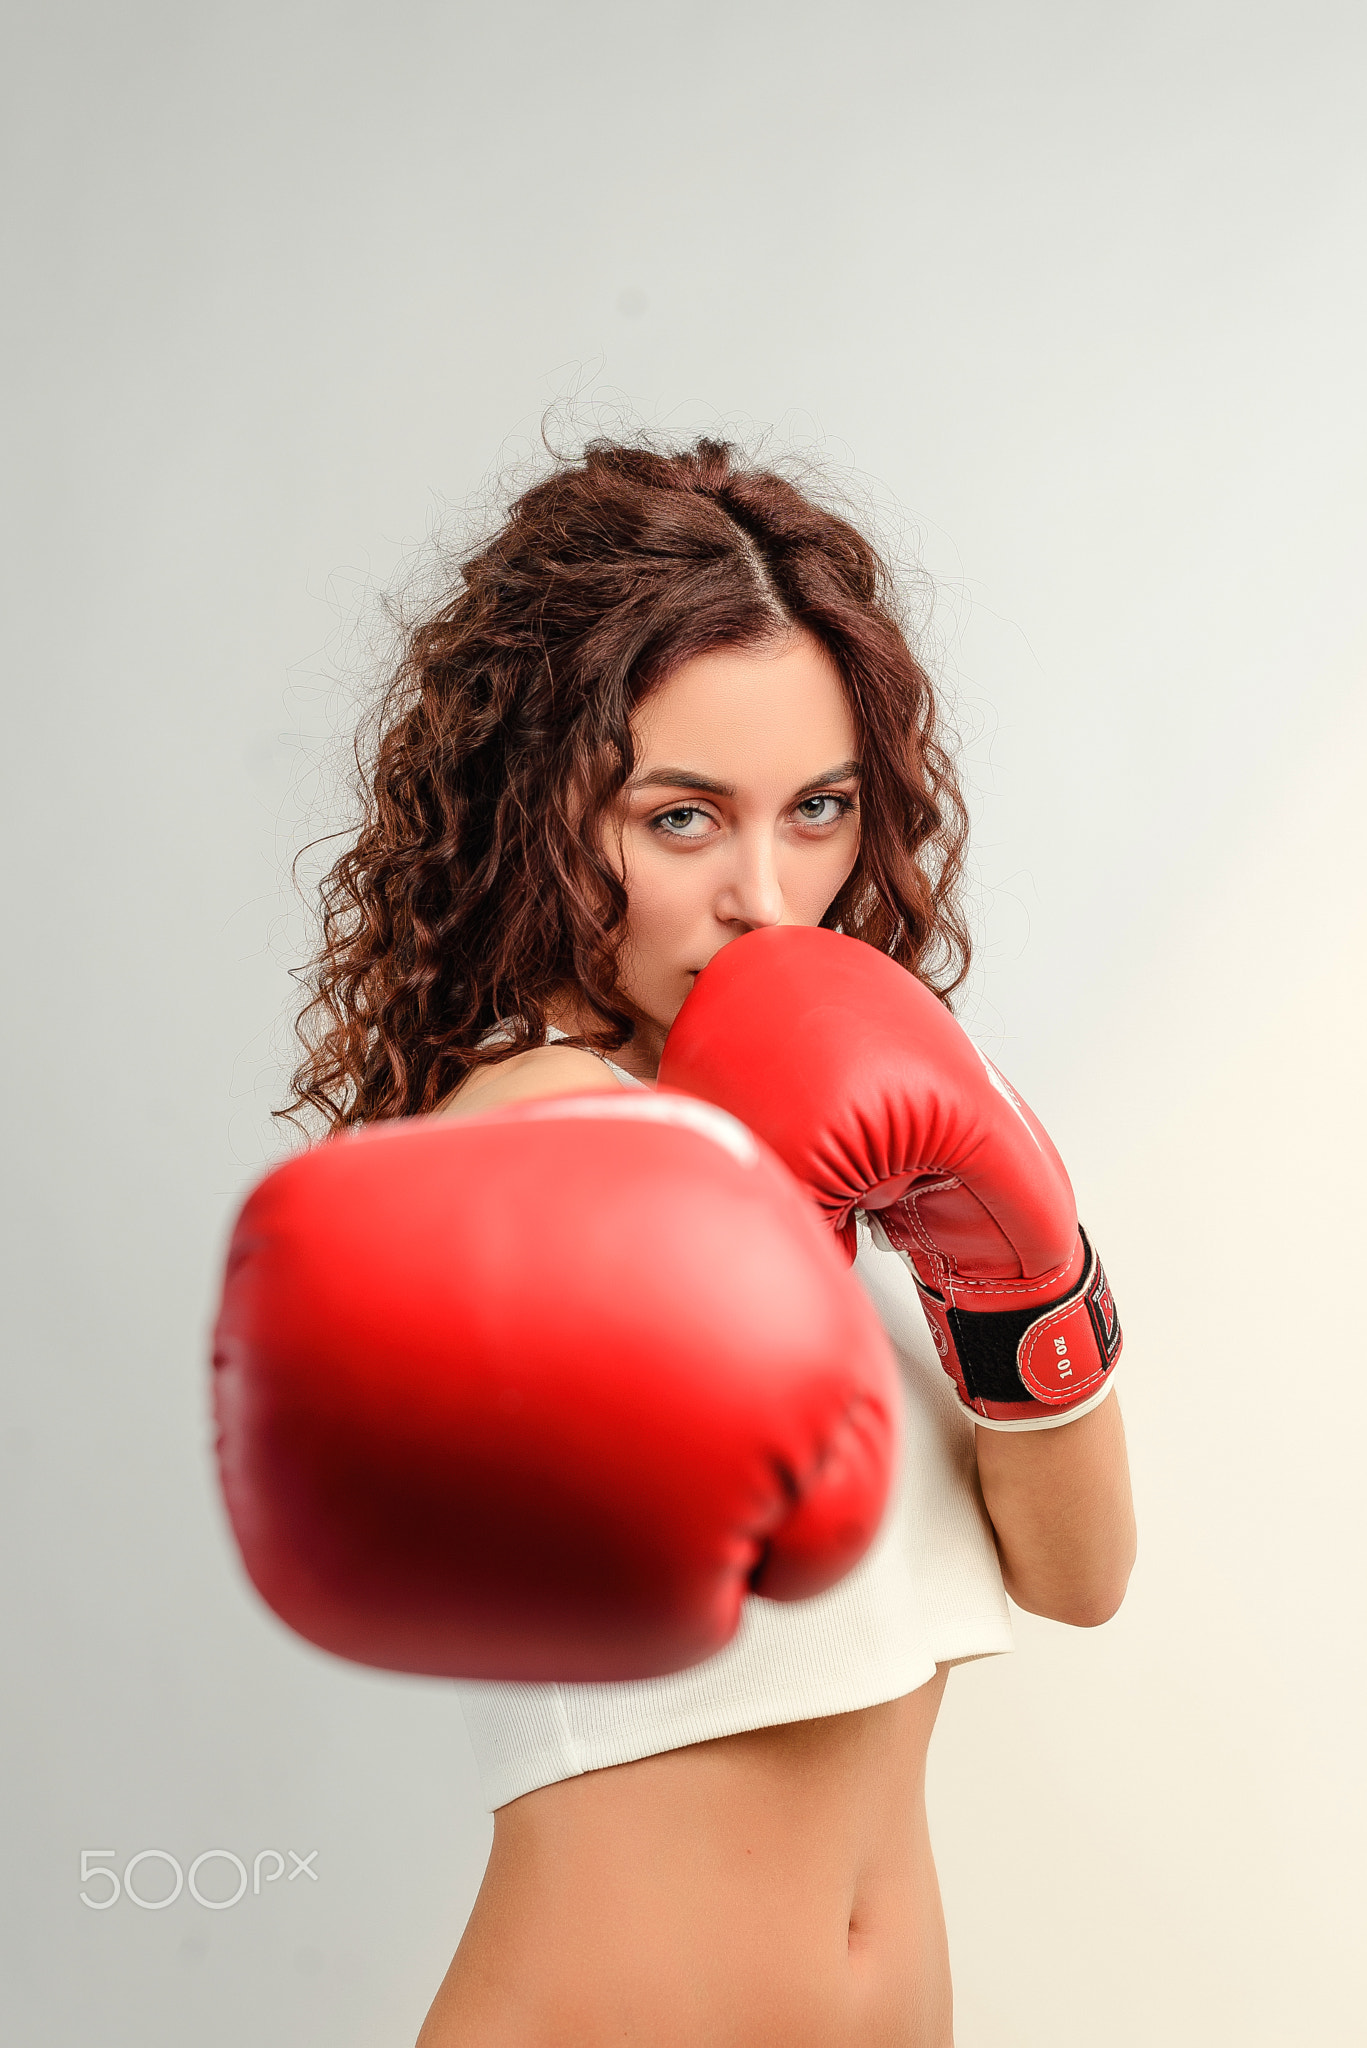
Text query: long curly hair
282 435 972 1132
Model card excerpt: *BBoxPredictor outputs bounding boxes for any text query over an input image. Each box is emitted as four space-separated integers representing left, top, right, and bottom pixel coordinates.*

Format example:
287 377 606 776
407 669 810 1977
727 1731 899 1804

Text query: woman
284 437 1137 2047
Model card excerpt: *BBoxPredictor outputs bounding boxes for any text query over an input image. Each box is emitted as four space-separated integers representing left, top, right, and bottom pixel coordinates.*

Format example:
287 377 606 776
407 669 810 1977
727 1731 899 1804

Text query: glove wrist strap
873 1219 1124 1429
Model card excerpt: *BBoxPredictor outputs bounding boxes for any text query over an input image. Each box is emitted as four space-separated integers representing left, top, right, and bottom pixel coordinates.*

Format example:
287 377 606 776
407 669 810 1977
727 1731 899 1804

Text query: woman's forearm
974 1391 1136 1626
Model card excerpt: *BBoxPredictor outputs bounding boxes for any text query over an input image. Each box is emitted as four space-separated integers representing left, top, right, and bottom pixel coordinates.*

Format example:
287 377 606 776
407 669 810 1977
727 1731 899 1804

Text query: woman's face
609 630 861 1062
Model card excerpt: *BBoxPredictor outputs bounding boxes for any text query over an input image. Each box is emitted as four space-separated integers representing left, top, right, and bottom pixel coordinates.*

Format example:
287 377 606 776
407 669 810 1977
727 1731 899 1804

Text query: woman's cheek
629 856 697 963
620 846 677 965
782 836 858 925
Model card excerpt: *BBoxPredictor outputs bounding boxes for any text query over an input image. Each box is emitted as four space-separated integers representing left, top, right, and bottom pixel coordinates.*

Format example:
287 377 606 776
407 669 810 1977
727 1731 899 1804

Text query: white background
3 3 1364 2042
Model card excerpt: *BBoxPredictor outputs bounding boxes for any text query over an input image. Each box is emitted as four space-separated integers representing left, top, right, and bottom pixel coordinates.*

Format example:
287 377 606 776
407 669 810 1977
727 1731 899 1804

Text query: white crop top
454 1033 1014 1811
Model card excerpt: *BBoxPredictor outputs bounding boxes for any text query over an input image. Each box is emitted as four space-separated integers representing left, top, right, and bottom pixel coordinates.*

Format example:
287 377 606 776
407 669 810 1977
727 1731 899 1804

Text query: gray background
4 2 1364 2042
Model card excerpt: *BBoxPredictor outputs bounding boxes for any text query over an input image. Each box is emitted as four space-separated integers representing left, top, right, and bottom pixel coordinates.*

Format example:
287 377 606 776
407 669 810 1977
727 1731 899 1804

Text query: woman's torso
420 1032 1000 2046
419 1674 953 2048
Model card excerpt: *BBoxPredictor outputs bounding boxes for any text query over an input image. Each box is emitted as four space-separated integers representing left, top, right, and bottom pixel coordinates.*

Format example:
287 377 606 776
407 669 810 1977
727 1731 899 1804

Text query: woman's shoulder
436 1043 628 1120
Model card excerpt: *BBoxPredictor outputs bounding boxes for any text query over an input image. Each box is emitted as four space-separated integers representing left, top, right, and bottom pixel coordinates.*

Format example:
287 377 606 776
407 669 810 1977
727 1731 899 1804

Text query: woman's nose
716 833 786 931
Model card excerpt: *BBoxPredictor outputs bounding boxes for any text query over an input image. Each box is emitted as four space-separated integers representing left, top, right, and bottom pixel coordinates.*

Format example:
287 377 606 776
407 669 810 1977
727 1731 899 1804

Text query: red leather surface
659 929 1120 1425
212 1093 899 1682
659 927 1079 1281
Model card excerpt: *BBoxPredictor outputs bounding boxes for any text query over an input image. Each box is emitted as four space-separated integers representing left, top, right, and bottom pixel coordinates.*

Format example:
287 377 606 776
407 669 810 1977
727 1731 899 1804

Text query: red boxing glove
659 927 1122 1431
212 1091 899 1682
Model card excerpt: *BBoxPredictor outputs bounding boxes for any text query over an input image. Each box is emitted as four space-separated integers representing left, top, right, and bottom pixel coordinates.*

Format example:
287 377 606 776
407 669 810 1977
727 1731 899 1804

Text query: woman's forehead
630 636 857 783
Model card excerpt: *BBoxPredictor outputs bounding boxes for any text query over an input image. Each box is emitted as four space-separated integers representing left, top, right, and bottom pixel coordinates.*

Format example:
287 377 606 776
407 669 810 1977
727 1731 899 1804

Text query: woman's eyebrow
631 760 861 799
793 760 861 796
632 767 736 796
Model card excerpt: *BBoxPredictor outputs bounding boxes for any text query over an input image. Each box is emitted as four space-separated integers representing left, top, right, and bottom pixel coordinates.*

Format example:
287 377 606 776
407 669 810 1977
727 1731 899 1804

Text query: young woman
284 437 1137 2047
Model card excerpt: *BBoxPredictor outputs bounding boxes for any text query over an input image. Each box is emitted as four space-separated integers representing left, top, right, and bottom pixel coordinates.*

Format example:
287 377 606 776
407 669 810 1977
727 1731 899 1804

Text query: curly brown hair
282 435 972 1132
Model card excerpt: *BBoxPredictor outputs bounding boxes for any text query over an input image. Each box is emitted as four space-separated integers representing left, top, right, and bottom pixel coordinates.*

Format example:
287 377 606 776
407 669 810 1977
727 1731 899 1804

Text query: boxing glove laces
659 926 1122 1431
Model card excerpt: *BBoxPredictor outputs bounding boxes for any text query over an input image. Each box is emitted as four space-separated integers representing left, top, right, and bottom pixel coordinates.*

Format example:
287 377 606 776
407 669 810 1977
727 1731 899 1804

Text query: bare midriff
416 1668 953 2048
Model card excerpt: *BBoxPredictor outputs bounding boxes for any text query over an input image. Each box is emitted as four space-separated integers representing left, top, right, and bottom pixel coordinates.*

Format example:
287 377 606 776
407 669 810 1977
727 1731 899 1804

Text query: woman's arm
973 1392 1136 1627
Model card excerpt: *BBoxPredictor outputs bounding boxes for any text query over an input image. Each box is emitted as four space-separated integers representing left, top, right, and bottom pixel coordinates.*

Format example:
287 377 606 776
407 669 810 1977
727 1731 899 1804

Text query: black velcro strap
944 1300 1041 1406
945 1229 1112 1407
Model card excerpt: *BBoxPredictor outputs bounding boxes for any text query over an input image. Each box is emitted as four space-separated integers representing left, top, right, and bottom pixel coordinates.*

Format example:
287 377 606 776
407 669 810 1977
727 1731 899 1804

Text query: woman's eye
653 805 713 839
794 794 851 827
